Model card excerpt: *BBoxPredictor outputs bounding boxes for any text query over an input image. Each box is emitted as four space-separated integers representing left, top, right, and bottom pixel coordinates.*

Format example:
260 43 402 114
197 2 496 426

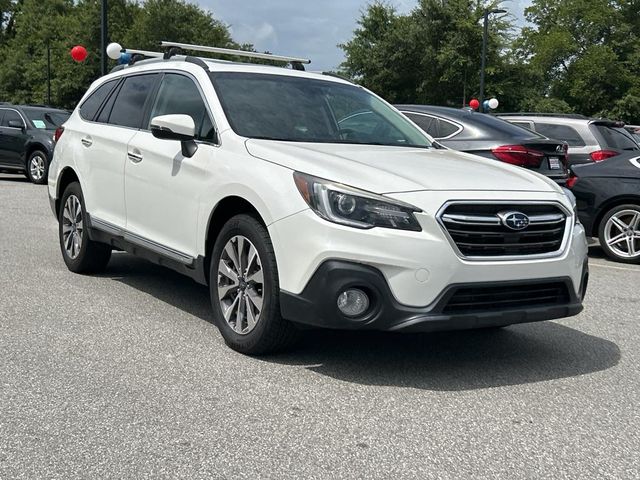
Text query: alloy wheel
62 195 83 259
29 154 46 181
217 235 264 335
604 209 640 259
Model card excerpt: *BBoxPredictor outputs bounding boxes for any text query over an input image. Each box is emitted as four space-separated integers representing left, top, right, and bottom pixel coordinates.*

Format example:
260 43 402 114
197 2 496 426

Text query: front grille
442 282 570 315
440 203 568 257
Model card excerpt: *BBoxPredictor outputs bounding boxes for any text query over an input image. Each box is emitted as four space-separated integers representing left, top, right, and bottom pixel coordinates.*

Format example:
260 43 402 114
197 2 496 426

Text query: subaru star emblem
498 211 530 230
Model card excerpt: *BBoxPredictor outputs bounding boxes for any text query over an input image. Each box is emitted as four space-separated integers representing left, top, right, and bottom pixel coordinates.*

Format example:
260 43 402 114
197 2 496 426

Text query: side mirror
150 114 198 158
8 119 25 130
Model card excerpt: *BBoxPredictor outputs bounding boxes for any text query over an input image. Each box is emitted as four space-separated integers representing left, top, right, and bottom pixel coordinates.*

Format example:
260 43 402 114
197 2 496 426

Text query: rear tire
26 150 48 184
598 204 640 264
59 181 112 273
209 214 298 355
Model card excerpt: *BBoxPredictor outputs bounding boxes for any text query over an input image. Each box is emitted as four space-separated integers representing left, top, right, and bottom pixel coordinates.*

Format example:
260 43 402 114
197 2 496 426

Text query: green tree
123 0 234 52
340 0 515 108
518 0 640 118
0 0 236 108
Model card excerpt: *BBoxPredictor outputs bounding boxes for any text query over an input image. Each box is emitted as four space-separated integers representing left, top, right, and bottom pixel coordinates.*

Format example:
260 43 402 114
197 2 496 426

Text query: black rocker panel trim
86 213 208 285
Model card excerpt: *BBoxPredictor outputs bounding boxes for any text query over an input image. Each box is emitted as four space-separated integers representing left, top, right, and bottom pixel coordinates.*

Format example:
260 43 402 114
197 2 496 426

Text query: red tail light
53 126 64 142
590 150 617 162
491 145 544 167
566 174 579 188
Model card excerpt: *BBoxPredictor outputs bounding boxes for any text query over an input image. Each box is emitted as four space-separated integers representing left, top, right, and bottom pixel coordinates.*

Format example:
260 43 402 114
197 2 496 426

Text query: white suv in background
48 47 589 354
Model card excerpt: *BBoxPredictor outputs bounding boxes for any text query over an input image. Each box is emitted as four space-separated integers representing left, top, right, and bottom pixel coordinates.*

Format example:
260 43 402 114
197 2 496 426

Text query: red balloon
469 98 480 110
70 45 88 62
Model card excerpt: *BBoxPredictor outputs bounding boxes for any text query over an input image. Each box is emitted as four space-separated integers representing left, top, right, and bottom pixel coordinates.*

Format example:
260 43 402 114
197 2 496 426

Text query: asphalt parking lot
0 174 638 479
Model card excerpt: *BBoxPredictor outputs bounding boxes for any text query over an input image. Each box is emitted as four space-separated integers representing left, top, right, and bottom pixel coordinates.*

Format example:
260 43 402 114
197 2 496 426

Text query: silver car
499 114 639 166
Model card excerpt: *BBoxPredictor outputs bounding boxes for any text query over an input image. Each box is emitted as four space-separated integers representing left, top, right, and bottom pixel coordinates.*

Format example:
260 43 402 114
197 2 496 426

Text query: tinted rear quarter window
534 123 585 146
108 74 159 129
592 125 639 150
79 80 118 121
404 113 437 136
438 119 460 138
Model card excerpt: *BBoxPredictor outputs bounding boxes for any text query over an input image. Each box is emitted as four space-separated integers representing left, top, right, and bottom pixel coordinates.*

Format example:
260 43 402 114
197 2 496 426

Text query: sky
201 0 532 72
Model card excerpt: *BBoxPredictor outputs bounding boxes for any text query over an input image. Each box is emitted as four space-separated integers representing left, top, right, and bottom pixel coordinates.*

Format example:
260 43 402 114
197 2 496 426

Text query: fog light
337 288 370 317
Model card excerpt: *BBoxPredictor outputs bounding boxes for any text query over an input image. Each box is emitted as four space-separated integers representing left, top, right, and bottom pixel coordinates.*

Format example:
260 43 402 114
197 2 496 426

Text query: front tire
59 182 112 273
26 150 48 184
210 214 298 355
598 204 640 264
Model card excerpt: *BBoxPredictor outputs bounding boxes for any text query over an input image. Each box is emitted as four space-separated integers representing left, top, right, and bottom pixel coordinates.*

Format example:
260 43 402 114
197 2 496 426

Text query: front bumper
280 260 587 332
269 198 588 308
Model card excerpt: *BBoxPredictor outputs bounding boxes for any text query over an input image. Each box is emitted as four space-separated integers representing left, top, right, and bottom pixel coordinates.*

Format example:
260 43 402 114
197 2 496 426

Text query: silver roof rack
113 41 311 73
160 41 311 67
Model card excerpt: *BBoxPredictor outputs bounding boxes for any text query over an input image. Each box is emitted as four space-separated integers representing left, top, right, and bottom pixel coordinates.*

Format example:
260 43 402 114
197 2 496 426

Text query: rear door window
79 79 118 121
592 125 639 150
534 123 585 146
108 74 159 129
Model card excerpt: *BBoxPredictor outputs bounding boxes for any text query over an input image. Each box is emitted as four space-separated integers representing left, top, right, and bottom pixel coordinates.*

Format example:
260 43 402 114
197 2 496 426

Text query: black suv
0 104 70 184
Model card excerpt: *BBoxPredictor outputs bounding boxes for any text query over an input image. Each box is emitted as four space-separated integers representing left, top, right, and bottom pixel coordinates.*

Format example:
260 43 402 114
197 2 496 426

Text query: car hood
245 140 561 194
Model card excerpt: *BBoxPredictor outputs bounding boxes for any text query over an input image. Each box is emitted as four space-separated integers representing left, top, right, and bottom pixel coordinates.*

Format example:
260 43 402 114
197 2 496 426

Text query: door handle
81 137 92 147
127 151 143 163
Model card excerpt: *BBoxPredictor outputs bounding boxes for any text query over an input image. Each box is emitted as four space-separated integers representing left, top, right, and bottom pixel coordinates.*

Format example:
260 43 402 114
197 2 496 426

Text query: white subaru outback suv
48 46 589 354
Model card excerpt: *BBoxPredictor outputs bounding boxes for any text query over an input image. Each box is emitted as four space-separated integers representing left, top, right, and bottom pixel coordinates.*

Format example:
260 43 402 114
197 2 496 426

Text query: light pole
479 7 506 111
101 0 108 76
46 39 51 105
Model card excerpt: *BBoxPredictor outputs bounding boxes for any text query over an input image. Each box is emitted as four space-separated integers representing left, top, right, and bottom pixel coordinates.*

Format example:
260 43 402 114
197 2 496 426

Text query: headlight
293 172 422 231
562 187 580 224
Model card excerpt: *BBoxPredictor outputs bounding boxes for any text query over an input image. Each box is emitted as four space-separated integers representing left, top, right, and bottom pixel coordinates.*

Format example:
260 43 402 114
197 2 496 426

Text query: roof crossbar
160 41 311 69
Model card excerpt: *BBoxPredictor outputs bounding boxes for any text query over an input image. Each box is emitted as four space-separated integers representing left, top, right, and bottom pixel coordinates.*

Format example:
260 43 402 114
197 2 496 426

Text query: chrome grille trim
437 200 573 261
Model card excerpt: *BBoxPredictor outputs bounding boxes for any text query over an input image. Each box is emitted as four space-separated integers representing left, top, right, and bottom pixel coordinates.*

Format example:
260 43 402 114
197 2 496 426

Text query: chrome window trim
436 200 573 262
400 111 464 140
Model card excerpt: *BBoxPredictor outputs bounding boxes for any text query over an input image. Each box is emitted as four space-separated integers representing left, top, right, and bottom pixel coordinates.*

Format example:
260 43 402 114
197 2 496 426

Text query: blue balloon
118 52 131 65
482 99 490 112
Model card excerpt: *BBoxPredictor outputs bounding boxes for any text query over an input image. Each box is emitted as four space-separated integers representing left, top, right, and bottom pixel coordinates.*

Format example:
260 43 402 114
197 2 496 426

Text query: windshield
210 72 431 148
23 109 70 129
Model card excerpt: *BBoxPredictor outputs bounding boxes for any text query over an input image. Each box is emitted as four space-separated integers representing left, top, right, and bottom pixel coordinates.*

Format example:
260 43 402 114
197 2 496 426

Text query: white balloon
488 98 499 109
106 42 123 60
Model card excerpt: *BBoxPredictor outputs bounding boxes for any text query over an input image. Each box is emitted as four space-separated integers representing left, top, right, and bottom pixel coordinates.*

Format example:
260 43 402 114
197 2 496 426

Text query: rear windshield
210 72 431 148
592 124 639 150
23 109 70 129
454 112 546 139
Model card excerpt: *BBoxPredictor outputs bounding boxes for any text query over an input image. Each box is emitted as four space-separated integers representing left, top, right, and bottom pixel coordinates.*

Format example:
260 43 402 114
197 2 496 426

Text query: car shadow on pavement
101 252 620 392
266 325 620 391
101 252 214 323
